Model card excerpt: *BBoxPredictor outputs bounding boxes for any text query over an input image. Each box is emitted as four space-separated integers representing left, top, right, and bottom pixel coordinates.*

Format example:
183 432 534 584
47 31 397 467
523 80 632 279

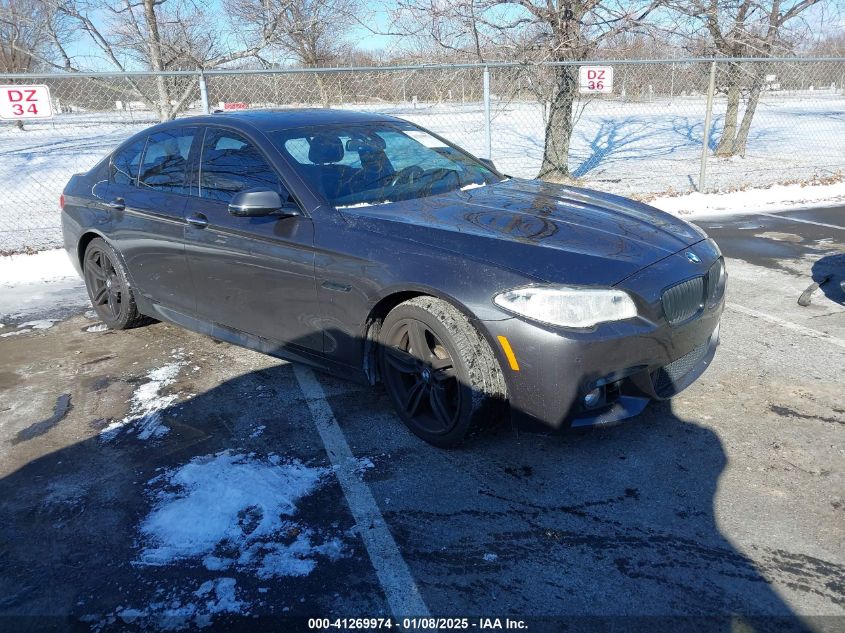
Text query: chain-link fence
1 57 843 254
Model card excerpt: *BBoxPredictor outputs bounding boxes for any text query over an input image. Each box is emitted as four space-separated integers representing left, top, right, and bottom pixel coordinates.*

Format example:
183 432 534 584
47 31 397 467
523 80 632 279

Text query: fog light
584 388 602 408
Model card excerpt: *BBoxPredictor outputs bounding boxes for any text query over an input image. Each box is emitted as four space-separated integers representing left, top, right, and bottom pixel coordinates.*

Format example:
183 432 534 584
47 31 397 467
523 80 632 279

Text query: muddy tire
379 296 507 448
82 238 150 330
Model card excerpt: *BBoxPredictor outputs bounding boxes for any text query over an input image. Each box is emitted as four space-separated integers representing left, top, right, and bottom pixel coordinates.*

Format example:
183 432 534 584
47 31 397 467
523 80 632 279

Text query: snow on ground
94 577 247 631
0 278 87 322
94 443 346 631
100 358 186 441
346 92 845 197
651 180 845 218
137 451 344 578
2 90 844 253
0 247 86 322
0 247 77 284
0 318 58 337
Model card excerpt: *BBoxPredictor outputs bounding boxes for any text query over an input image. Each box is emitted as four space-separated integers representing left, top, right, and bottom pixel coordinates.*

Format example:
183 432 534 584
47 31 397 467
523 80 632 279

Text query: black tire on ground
378 296 507 448
82 238 150 330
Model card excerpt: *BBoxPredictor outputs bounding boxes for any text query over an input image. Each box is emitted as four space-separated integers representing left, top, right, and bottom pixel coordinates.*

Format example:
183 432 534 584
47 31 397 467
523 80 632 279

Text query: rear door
182 126 320 351
107 127 197 315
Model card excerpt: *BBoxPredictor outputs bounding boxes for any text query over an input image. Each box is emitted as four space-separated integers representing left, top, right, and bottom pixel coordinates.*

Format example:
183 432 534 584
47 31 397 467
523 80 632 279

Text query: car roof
170 108 402 132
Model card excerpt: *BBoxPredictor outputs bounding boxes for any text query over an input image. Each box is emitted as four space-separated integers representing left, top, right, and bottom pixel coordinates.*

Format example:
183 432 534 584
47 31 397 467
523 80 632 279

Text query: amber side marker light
497 335 520 371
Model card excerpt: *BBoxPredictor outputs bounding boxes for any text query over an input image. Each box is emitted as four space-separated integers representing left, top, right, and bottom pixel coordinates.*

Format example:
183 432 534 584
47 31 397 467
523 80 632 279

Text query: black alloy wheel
82 238 149 329
379 297 507 447
382 317 462 436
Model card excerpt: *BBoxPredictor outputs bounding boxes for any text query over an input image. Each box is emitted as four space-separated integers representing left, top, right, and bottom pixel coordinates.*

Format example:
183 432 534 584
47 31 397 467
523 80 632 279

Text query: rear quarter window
138 128 196 194
111 138 146 186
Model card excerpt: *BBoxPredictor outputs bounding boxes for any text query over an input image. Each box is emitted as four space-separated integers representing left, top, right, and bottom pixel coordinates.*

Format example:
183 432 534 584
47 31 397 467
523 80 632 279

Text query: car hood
341 178 706 286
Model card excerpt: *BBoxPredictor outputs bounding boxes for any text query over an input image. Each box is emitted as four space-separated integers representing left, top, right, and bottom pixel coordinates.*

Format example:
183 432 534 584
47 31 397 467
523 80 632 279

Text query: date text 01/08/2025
308 618 529 630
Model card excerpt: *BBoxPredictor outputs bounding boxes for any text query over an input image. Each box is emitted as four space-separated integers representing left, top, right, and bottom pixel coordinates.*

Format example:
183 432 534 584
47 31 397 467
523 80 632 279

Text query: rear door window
199 129 284 203
111 138 146 186
138 128 196 194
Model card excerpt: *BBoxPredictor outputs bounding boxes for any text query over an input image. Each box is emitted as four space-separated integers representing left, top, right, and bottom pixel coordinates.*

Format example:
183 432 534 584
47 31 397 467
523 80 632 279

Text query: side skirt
148 303 369 385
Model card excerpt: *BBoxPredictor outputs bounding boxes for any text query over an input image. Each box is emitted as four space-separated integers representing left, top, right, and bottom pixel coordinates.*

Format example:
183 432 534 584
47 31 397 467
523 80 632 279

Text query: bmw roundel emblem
686 251 701 264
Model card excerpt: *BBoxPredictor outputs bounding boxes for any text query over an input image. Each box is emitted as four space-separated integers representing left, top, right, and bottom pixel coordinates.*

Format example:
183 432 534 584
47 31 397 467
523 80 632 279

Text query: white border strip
294 366 430 618
727 303 845 350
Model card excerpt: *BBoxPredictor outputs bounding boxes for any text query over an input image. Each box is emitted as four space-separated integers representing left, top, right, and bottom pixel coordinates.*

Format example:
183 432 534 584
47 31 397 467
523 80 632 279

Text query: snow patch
100 361 184 440
0 318 58 336
651 181 845 218
20 319 57 330
0 249 86 321
354 457 375 476
335 200 392 209
106 577 247 631
0 249 77 285
335 201 375 209
85 323 110 333
136 451 344 578
248 425 266 439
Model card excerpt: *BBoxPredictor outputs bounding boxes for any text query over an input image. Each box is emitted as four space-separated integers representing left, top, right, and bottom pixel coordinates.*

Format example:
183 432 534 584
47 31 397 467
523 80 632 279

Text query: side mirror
478 157 497 172
228 189 300 218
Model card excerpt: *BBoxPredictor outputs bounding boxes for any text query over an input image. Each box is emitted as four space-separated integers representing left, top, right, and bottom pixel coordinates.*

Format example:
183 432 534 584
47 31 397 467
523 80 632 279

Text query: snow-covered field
651 180 845 217
2 90 844 253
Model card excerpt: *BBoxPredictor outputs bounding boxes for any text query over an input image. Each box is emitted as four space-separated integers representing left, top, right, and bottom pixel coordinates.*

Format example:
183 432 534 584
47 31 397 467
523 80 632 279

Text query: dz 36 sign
579 66 613 94
0 84 54 120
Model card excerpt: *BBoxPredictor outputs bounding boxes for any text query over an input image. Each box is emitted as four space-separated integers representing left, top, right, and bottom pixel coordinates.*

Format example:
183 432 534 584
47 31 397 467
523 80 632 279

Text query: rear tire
379 296 506 448
82 238 150 330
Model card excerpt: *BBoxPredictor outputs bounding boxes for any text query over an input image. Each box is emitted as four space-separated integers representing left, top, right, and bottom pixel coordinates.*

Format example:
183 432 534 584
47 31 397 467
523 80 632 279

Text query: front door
182 127 320 352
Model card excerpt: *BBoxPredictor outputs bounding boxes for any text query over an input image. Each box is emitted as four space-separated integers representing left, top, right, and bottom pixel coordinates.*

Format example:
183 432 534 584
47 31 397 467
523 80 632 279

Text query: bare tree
229 0 361 106
33 0 295 120
670 0 822 156
807 30 845 57
0 0 55 72
386 0 664 182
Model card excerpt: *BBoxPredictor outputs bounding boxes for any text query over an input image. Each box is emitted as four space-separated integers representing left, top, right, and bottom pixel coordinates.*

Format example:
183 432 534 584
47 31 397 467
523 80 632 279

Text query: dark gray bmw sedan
61 109 725 447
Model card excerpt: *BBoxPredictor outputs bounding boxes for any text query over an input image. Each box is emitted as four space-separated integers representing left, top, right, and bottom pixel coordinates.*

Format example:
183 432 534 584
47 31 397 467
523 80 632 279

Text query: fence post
483 65 492 159
670 62 675 100
198 71 210 114
699 61 717 192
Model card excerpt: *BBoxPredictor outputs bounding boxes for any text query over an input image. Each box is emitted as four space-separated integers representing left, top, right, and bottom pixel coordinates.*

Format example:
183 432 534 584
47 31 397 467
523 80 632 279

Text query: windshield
271 122 500 208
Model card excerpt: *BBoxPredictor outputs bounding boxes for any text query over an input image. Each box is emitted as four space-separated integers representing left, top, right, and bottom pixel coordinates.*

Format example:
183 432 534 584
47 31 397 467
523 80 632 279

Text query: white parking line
727 302 845 350
758 213 845 231
294 365 430 618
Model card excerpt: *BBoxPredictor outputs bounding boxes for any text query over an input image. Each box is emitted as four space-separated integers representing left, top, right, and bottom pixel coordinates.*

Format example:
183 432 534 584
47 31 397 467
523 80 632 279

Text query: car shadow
809 253 845 306
0 331 829 632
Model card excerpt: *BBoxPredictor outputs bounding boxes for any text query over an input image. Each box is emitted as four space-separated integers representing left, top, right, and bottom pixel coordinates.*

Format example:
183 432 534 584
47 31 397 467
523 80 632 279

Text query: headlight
493 286 638 328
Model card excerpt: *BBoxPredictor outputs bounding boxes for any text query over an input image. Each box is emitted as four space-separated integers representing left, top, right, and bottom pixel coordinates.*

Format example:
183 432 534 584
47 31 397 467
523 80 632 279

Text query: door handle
186 213 209 228
105 198 125 211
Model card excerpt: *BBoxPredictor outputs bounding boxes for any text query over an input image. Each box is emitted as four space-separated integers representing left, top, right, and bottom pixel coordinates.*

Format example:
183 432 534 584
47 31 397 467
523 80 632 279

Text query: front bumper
481 250 725 430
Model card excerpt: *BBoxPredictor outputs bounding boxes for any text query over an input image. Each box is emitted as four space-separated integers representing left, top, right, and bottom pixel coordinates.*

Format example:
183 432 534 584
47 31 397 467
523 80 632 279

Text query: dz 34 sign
0 85 54 120
578 66 613 94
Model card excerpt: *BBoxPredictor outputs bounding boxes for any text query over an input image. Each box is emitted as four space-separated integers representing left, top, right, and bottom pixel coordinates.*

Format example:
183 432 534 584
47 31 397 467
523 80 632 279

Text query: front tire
82 238 149 330
378 297 506 448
